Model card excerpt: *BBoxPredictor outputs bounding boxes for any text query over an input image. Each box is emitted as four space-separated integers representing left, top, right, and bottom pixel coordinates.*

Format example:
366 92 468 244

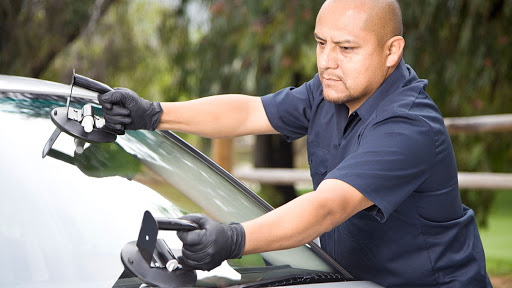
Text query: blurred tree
0 0 116 77
42 1 182 102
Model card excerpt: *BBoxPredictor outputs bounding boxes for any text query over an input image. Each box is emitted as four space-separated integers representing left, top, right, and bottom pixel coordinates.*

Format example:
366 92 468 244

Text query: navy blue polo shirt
261 60 491 287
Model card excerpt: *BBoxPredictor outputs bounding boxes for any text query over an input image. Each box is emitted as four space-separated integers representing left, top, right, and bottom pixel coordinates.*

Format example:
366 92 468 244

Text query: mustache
319 72 343 81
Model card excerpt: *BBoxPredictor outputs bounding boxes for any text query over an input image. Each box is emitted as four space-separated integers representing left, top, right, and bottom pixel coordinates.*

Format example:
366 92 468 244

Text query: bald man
99 0 492 286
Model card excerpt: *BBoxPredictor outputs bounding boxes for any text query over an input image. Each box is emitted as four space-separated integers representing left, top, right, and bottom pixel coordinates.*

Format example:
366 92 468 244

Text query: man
99 0 492 287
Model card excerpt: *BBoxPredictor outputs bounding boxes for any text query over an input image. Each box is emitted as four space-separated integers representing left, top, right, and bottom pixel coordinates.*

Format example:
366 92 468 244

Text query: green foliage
401 0 512 116
43 1 176 102
163 0 323 97
0 0 115 77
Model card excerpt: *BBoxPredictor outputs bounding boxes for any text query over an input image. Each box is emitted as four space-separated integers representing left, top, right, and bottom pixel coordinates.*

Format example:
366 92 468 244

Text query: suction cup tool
42 71 117 158
113 211 198 287
50 107 115 143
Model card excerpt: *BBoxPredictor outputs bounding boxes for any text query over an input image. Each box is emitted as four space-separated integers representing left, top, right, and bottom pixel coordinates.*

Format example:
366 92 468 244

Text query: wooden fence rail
233 168 512 190
445 114 512 134
233 114 512 190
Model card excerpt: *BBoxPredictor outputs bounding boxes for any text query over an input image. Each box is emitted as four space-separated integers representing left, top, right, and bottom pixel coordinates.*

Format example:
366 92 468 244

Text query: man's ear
385 36 405 67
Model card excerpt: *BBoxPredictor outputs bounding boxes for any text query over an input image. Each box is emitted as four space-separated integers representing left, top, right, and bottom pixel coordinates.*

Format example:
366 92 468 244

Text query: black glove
74 143 141 180
98 88 163 134
177 214 245 271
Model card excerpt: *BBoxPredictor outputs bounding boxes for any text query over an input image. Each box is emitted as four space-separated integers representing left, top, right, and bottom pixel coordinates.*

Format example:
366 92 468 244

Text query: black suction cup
113 211 198 288
119 240 197 287
50 107 116 143
42 71 119 158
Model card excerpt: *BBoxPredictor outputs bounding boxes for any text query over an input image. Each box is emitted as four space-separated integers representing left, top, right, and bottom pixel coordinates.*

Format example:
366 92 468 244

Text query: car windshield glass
0 90 348 287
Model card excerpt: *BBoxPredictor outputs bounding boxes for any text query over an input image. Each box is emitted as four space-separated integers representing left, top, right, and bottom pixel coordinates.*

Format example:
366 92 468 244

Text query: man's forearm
241 179 373 255
157 94 277 138
242 191 334 255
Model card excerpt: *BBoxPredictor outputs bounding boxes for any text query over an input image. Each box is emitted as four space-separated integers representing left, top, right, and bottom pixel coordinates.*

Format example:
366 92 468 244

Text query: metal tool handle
72 71 113 94
155 218 200 232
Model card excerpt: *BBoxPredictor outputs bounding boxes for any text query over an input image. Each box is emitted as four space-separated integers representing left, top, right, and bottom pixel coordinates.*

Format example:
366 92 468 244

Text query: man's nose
318 46 338 70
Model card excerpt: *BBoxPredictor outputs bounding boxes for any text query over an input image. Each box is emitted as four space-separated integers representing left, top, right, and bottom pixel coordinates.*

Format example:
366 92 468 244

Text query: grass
479 190 512 276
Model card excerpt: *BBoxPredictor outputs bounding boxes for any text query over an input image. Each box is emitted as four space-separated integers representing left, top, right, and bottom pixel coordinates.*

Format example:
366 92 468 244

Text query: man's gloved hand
98 88 163 135
177 214 246 271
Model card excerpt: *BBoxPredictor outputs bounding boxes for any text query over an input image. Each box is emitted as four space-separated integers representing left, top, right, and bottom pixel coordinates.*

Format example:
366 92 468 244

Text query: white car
0 74 384 288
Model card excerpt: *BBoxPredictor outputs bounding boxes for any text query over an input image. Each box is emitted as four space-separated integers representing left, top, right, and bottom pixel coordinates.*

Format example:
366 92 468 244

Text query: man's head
315 0 405 111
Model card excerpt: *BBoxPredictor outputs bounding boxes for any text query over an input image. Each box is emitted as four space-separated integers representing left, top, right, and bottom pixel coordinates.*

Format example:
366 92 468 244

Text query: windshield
0 88 348 287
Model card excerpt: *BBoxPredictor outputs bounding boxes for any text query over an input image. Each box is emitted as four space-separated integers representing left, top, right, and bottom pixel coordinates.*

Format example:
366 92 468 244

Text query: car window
0 90 349 287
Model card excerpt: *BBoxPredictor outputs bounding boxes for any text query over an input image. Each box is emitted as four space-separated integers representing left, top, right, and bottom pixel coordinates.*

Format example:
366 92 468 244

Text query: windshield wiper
237 272 346 288
229 266 349 288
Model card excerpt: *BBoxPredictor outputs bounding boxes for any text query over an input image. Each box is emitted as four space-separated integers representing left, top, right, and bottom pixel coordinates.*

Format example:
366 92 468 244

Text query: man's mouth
321 75 342 83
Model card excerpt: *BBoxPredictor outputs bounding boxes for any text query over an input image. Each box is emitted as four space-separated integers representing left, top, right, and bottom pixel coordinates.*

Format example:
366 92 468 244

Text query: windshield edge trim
158 130 353 279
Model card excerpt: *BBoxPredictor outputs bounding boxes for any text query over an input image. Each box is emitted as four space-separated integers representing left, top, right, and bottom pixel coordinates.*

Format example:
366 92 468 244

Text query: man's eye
341 46 353 51
317 41 325 46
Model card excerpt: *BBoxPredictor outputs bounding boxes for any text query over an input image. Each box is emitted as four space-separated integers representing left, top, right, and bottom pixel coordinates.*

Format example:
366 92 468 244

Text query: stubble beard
323 91 358 105
321 80 359 105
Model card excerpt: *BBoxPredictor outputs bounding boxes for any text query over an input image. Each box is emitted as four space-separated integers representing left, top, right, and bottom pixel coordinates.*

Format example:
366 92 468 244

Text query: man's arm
99 89 278 138
158 94 278 138
242 178 373 254
176 178 373 271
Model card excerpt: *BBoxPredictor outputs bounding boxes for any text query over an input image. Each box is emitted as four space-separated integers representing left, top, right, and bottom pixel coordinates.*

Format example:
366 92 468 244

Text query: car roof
0 74 98 100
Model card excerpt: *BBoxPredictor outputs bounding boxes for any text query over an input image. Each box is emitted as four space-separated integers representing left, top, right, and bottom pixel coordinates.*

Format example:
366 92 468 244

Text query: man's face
315 0 390 109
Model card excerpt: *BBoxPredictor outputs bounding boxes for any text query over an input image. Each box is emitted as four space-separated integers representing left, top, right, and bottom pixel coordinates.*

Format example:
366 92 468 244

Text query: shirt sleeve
326 113 437 222
261 75 322 142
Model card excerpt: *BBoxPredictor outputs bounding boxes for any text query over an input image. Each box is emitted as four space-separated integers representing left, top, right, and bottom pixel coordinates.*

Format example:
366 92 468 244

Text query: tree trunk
254 134 296 207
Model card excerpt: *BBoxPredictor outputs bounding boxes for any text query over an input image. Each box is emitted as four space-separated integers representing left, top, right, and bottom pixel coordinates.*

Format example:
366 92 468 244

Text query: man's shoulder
369 81 451 156
375 74 442 125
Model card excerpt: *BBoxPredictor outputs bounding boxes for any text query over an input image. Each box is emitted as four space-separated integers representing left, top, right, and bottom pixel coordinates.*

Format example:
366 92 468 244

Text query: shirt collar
355 59 410 122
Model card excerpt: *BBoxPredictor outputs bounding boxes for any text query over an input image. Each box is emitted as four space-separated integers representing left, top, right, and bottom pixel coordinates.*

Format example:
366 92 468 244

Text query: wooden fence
233 114 512 190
